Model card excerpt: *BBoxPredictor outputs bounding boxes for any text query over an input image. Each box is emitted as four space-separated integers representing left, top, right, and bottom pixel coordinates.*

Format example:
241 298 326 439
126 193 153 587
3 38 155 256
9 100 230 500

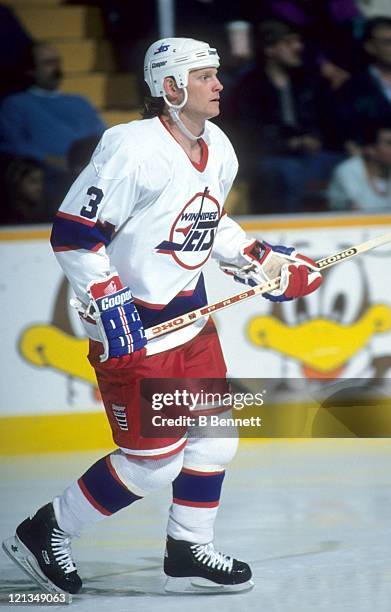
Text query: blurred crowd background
0 0 391 224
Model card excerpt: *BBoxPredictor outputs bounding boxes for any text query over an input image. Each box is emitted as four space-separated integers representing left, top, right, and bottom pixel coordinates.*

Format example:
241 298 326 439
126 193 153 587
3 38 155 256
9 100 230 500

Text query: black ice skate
2 503 82 595
164 535 254 593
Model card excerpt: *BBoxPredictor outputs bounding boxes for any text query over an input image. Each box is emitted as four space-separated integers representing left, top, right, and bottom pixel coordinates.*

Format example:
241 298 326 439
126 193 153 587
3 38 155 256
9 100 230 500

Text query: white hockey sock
53 480 101 537
166 465 226 543
167 432 238 543
53 450 184 536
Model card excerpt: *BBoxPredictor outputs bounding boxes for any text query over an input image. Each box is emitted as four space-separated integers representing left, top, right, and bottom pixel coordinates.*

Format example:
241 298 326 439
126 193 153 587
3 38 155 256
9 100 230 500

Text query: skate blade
2 536 72 602
164 575 254 594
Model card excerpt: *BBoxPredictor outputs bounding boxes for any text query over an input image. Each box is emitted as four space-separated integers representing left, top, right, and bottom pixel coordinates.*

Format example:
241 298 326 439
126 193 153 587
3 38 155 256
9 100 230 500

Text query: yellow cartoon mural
244 257 391 436
247 259 391 379
248 305 391 378
19 278 97 388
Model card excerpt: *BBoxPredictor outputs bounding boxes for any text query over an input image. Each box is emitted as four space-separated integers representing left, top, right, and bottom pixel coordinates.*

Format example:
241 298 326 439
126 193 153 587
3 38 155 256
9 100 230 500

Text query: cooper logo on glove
99 290 133 311
86 274 147 362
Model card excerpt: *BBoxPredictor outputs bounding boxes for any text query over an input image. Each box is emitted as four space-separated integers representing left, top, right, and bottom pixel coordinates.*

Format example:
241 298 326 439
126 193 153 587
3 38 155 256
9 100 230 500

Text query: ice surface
1 440 391 612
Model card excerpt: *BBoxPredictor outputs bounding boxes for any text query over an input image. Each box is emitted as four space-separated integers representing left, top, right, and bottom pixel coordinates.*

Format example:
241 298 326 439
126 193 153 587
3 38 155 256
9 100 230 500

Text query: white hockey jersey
51 116 249 354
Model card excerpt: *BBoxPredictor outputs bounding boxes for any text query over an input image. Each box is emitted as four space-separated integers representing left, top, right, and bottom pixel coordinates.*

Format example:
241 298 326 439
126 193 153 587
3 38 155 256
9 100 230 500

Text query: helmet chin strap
163 89 205 141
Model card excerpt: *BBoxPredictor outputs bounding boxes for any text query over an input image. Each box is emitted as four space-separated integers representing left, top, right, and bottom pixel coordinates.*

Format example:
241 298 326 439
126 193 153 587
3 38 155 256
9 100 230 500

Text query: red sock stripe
172 498 220 508
181 467 225 476
123 438 188 460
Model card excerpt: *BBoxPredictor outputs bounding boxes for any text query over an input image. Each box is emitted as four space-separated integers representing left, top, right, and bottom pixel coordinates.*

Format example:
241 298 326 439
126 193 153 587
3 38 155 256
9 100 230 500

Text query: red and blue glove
86 274 147 361
220 240 322 302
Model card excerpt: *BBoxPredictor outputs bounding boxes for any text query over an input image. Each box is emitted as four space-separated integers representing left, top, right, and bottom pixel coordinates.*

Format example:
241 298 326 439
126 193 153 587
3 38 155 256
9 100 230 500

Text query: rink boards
1 213 391 453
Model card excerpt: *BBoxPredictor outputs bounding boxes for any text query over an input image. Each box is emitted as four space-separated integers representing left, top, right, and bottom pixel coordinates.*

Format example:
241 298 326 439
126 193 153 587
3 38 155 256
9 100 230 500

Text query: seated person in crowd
229 20 341 213
0 157 47 224
0 42 106 206
328 121 391 211
245 0 360 89
334 17 391 151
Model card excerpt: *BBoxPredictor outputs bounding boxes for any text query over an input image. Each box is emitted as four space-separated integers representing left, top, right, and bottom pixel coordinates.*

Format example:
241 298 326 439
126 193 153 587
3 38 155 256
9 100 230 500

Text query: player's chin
207 101 221 118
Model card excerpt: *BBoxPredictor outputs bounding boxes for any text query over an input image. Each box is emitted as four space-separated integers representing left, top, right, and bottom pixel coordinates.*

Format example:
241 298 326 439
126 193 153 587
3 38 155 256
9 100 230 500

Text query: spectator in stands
335 17 391 151
0 42 106 206
229 20 342 213
328 121 391 210
242 1 361 89
0 158 47 224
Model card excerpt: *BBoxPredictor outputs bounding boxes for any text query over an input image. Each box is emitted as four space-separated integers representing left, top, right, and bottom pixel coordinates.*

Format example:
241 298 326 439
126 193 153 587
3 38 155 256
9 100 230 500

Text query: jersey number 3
80 186 103 219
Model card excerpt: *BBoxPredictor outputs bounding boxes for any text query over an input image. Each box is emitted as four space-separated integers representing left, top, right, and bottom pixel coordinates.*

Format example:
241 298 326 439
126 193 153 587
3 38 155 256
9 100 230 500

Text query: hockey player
3 38 322 595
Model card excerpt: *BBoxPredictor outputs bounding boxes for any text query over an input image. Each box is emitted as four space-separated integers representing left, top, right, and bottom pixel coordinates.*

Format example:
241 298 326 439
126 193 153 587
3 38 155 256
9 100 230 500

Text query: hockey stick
145 231 391 340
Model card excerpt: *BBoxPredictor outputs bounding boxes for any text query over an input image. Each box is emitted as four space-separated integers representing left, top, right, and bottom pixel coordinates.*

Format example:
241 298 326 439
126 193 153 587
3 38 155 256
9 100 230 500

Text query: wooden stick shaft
145 231 391 340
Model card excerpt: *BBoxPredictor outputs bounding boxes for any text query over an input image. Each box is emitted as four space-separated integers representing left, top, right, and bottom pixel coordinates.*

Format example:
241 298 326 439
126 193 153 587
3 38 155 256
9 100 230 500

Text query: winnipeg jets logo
154 44 170 55
156 190 221 270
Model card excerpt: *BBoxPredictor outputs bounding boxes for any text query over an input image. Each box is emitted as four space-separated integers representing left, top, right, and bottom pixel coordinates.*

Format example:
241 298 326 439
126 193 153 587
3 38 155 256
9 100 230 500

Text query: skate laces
51 528 76 574
190 542 233 572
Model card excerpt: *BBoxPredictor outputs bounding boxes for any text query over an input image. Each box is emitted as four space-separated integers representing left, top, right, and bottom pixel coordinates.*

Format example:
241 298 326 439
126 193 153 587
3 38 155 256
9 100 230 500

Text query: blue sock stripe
172 470 225 504
80 456 142 515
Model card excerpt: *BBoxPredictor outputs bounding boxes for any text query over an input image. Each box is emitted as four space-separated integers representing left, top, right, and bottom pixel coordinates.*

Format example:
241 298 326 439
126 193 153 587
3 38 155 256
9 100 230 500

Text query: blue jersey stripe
50 216 114 251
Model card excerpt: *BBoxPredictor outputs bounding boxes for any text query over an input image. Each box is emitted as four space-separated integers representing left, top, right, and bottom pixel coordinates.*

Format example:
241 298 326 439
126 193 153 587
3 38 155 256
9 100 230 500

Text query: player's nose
213 77 223 92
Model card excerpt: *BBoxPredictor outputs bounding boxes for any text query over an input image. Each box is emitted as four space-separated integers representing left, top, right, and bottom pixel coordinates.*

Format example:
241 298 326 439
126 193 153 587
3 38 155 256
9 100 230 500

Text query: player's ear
163 76 178 97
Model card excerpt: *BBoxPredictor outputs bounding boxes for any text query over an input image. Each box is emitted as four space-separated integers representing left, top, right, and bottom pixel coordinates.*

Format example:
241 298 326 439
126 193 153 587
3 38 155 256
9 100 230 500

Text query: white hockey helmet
144 37 220 98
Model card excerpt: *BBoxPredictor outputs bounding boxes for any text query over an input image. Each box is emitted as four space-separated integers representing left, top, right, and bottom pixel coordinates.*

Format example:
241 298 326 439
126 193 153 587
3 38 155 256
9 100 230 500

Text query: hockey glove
86 274 147 362
220 240 322 302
